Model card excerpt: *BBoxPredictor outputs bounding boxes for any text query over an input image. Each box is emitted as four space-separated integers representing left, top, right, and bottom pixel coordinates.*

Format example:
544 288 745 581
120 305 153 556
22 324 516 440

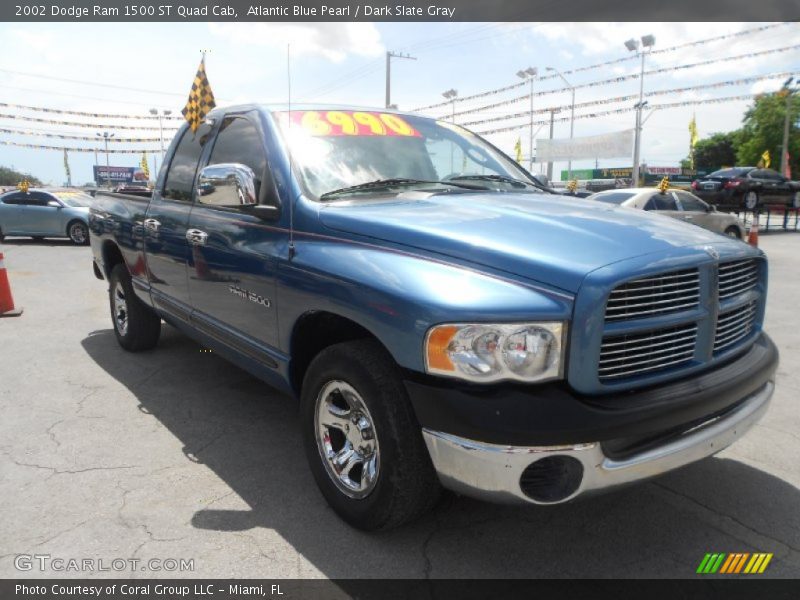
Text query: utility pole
516 67 537 172
385 51 416 109
625 34 655 187
546 108 560 182
780 76 798 177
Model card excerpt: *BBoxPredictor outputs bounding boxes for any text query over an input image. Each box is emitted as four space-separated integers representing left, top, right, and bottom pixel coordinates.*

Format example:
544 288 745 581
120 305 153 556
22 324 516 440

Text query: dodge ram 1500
90 105 778 530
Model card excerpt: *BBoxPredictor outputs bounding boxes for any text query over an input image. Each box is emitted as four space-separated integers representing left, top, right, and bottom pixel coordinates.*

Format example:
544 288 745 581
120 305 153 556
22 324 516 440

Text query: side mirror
197 163 258 208
47 200 61 208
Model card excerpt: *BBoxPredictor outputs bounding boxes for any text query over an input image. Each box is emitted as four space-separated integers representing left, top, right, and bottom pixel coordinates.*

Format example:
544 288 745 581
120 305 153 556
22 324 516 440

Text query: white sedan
588 187 746 240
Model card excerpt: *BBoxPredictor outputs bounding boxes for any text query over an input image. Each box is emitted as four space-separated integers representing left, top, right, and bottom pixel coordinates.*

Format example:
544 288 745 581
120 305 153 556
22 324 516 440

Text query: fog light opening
520 455 583 503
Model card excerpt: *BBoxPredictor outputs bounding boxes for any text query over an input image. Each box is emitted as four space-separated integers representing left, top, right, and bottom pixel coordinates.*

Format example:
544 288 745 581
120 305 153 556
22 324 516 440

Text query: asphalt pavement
0 233 798 579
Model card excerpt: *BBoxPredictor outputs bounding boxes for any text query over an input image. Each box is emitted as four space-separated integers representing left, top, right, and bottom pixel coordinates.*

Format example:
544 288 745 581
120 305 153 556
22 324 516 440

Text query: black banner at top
2 0 799 22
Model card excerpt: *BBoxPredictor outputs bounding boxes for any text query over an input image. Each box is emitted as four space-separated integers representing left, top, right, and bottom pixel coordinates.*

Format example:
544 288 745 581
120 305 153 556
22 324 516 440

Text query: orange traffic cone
0 252 23 317
747 213 760 247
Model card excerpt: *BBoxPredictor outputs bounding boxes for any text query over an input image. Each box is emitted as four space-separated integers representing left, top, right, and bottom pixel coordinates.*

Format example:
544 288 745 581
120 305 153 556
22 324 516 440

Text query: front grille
718 259 758 300
599 323 698 381
714 301 757 353
604 268 700 322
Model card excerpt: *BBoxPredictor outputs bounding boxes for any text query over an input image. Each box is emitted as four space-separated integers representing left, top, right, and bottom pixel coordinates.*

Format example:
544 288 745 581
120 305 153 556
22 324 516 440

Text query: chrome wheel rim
70 223 87 244
314 380 380 499
113 281 128 336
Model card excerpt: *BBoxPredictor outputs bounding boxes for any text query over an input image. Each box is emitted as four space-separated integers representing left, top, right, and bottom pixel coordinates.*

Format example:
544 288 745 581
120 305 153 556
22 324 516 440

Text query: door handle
143 218 161 232
186 228 208 245
684 216 694 220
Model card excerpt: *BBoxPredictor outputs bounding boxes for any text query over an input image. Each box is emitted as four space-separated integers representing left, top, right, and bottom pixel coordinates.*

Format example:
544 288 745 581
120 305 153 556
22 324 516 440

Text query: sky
0 20 798 185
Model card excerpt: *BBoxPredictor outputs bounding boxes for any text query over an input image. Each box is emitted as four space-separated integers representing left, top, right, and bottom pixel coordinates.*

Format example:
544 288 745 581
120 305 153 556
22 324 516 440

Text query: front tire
744 190 759 211
108 264 161 351
301 339 440 531
67 220 89 245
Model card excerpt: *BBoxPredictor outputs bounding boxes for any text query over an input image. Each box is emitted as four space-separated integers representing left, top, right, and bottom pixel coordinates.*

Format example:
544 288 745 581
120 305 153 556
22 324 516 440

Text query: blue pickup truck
90 105 778 530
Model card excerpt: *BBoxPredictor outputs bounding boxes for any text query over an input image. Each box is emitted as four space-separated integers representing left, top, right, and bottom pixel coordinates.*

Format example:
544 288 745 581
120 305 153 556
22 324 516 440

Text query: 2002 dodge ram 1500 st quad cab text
90 105 778 530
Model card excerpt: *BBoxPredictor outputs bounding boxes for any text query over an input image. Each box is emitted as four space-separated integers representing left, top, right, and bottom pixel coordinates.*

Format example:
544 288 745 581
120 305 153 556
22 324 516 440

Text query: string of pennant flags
427 43 800 120
0 140 162 153
474 94 757 136
0 101 183 120
412 22 795 111
0 127 163 143
0 112 180 131
459 72 794 128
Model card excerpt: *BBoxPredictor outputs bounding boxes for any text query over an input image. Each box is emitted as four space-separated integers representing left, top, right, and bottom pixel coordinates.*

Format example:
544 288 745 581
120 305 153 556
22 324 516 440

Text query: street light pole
516 67 538 171
442 89 458 171
96 131 115 188
546 108 560 182
546 67 576 180
149 108 172 159
625 34 655 188
385 51 417 109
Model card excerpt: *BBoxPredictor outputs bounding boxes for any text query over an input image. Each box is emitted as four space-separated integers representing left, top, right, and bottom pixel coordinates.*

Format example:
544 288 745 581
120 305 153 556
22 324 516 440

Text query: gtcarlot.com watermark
14 554 194 573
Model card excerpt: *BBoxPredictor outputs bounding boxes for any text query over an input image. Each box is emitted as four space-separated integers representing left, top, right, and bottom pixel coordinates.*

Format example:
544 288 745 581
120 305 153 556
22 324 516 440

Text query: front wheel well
289 312 386 396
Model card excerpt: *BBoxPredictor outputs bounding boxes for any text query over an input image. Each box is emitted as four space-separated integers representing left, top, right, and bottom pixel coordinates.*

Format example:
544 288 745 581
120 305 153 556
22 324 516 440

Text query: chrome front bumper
422 380 774 505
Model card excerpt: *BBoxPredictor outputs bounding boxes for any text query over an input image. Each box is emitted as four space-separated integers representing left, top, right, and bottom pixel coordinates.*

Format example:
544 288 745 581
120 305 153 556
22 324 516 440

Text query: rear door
144 122 213 316
186 112 284 355
0 192 25 232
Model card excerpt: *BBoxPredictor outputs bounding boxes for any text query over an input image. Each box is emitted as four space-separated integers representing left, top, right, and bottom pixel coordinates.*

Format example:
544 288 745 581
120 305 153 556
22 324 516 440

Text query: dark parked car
692 167 800 210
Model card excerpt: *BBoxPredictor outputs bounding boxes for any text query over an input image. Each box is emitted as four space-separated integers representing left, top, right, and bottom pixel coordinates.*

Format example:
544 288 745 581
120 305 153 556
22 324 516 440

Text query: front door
186 112 284 354
19 192 66 235
144 122 213 315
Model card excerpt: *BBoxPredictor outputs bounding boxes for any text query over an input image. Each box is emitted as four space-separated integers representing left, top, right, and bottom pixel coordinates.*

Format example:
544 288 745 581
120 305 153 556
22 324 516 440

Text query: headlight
425 322 566 383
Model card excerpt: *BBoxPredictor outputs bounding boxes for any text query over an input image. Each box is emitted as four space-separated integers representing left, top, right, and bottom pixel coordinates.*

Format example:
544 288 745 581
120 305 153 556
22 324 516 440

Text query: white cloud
208 22 384 63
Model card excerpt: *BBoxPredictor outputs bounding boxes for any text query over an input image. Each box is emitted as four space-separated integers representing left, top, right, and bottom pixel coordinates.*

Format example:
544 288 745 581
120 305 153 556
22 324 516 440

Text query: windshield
54 192 93 207
591 191 636 205
273 110 537 199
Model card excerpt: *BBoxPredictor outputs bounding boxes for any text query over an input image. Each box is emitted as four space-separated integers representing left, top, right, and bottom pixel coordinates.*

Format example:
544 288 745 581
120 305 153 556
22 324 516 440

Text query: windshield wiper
447 174 555 193
319 178 484 200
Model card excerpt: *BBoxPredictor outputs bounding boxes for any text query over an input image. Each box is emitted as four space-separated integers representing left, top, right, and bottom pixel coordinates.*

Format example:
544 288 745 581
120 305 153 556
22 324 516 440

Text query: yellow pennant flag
761 150 771 169
689 113 698 148
182 56 216 134
140 151 150 180
514 137 523 163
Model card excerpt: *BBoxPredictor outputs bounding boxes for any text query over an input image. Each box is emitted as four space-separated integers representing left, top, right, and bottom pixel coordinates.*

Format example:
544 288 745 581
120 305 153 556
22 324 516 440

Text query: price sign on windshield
277 110 422 137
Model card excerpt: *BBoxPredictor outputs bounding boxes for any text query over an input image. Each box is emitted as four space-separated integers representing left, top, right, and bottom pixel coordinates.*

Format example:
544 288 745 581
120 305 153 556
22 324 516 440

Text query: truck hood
319 192 735 293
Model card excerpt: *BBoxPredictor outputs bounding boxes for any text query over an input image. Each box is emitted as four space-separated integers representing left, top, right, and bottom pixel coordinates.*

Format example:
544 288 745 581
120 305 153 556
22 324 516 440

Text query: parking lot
0 234 798 579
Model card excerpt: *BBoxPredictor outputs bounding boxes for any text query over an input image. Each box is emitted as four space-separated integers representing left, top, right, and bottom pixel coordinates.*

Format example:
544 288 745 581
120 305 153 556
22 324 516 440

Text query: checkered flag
182 57 216 134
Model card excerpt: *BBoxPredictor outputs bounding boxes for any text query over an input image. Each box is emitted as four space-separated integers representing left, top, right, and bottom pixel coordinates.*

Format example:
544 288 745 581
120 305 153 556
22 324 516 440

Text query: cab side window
207 116 267 192
163 123 213 202
643 193 677 211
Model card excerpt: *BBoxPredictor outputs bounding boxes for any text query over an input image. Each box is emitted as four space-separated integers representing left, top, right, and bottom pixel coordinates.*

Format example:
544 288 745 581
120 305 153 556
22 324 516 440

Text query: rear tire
0 227 4 242
108 264 161 351
744 191 759 211
67 220 89 245
301 339 440 531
